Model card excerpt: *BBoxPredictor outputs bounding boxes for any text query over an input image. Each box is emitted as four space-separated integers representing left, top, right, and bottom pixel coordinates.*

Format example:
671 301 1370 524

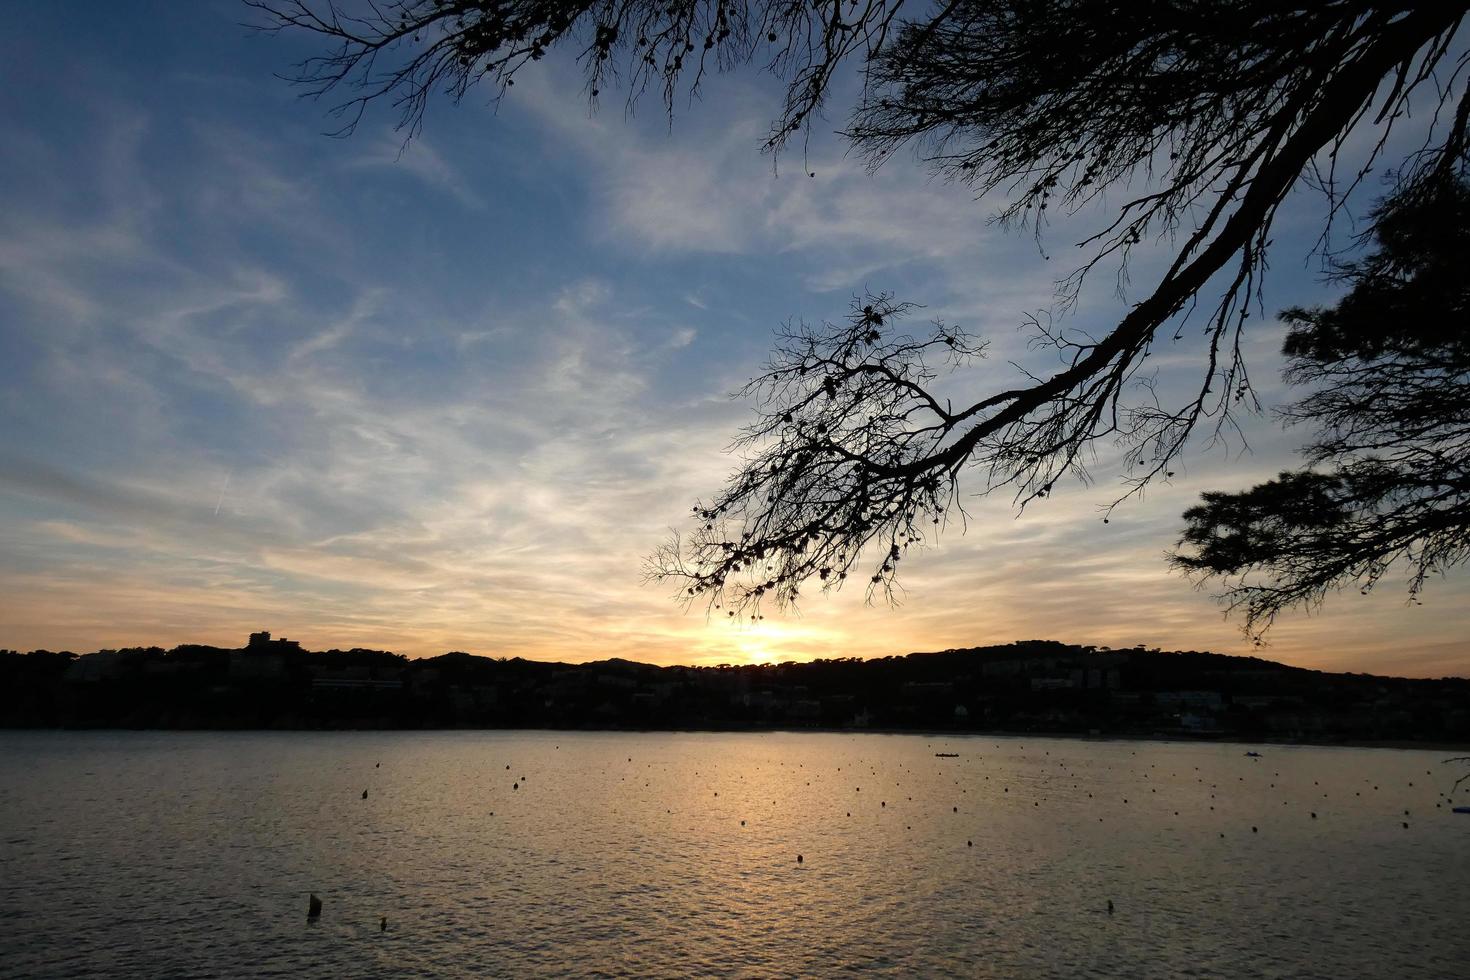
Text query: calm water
1 730 1467 978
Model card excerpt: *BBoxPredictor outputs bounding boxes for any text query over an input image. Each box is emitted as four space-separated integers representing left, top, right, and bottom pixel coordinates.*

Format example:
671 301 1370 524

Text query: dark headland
1 635 1466 745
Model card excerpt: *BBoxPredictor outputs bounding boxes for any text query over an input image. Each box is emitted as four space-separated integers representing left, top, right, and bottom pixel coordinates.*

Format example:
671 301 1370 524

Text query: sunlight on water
1 731 1466 978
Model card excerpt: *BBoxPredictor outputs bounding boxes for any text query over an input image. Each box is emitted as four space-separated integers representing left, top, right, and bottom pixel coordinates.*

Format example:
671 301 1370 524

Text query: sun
690 619 828 667
735 636 779 665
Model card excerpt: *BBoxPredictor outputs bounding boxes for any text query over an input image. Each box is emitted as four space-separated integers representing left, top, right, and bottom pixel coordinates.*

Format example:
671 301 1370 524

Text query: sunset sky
2 2 1467 677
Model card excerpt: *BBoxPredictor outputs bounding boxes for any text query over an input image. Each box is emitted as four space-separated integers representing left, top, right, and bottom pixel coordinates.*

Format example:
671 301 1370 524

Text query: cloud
344 132 488 209
1 14 1465 678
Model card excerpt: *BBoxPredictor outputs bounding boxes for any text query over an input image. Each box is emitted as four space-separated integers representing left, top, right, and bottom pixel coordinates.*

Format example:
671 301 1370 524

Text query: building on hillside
232 631 297 680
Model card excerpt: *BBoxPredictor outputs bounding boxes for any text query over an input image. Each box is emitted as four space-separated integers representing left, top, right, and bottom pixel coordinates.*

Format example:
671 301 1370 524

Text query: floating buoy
967 840 972 847
796 854 803 864
1107 900 1114 914
380 916 387 932
307 894 322 920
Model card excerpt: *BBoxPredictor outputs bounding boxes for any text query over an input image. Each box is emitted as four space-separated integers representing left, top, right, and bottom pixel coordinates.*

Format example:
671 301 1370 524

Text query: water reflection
0 731 1466 978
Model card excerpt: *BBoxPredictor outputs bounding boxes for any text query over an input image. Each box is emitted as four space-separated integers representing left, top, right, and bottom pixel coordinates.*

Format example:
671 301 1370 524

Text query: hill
1 636 1466 742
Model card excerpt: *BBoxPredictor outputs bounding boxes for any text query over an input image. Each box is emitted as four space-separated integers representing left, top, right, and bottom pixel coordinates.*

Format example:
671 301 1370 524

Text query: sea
1 730 1466 978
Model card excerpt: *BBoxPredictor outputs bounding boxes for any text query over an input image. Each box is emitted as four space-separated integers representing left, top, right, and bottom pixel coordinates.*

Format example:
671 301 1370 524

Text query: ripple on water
0 731 1467 978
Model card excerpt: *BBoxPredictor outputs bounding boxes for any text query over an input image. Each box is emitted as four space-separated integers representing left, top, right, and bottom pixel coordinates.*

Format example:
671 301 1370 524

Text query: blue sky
2 2 1467 675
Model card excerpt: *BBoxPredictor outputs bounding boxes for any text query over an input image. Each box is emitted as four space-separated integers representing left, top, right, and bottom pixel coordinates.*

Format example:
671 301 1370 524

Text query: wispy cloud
344 131 488 209
0 8 1465 676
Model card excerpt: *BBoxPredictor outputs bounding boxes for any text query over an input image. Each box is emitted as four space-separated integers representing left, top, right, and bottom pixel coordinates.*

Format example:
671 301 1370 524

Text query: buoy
967 840 972 847
307 894 322 920
513 783 518 790
1107 900 1114 914
380 916 387 932
796 854 803 864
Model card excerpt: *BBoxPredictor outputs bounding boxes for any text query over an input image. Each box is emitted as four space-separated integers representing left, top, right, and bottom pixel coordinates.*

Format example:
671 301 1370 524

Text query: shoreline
6 724 1469 753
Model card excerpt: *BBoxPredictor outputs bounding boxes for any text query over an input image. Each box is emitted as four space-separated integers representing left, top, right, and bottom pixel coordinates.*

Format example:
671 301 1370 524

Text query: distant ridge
5 635 1458 680
2 638 1466 742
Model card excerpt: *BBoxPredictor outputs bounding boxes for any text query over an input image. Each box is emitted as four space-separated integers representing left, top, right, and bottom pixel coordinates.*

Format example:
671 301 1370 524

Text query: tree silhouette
651 293 987 612
1172 172 1470 640
252 1 1470 620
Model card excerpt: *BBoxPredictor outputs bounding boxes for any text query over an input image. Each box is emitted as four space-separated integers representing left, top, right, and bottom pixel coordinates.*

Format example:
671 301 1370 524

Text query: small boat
1244 751 1262 758
1453 806 1470 814
935 753 959 758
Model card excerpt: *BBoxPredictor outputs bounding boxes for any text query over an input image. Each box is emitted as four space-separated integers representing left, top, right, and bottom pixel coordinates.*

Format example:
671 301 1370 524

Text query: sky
1 2 1467 677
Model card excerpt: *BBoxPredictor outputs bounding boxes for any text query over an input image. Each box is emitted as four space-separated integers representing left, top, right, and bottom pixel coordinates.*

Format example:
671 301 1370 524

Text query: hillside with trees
3 635 1465 743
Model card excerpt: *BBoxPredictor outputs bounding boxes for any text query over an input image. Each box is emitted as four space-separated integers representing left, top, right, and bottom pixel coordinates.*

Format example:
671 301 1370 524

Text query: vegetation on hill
2 638 1465 741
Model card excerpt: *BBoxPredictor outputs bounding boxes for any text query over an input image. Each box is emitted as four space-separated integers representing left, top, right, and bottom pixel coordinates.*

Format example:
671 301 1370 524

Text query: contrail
214 469 232 517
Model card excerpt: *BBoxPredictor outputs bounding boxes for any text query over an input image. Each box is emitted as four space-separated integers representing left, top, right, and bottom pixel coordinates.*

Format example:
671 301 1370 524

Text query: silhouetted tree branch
651 293 986 615
1172 172 1470 640
245 0 904 146
254 2 1470 621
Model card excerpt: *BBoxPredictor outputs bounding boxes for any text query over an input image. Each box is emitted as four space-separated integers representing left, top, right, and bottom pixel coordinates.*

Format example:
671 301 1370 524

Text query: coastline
6 723 1469 753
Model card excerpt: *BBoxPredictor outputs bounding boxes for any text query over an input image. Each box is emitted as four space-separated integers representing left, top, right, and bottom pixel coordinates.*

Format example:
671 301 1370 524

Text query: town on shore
2 634 1466 744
